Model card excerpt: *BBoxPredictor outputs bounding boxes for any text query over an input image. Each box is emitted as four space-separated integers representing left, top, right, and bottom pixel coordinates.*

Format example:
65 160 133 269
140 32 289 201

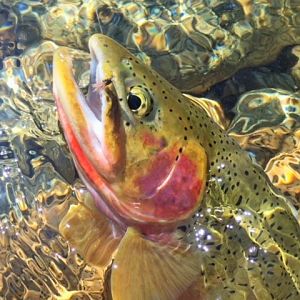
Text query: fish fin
59 201 122 267
111 227 201 300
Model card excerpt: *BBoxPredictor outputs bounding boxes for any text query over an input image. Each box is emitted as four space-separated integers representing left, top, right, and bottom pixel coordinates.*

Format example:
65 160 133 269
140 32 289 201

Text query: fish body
53 34 300 299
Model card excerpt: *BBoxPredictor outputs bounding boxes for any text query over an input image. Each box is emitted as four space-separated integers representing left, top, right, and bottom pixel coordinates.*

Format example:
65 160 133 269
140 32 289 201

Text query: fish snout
53 45 126 182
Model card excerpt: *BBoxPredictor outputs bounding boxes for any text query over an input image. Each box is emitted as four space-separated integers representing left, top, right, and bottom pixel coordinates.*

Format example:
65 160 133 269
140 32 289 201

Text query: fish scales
53 34 300 299
2 1 300 299
169 89 300 298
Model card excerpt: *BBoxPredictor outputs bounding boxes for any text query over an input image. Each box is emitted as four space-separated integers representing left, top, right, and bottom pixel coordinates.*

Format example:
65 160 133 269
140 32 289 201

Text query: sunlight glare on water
1 0 300 299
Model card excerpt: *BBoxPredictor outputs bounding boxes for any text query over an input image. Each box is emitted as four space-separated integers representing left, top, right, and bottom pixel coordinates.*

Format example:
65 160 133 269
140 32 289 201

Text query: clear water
1 1 300 299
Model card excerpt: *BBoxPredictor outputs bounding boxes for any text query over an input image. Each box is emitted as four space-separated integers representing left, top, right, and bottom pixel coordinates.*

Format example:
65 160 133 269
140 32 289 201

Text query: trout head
53 34 207 234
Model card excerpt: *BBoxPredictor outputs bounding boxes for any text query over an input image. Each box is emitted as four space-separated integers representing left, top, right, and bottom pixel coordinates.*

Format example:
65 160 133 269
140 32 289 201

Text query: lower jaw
76 160 180 236
65 121 180 234
75 161 128 231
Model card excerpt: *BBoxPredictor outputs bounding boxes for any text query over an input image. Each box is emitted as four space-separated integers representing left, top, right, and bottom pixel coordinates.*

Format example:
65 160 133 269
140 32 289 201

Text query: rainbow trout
53 34 300 300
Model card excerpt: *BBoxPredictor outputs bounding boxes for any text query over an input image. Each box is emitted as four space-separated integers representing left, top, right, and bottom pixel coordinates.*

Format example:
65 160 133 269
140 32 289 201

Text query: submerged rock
0 1 300 299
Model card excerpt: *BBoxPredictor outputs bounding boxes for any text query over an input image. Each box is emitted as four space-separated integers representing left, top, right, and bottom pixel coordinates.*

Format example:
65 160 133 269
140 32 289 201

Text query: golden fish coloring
53 34 300 300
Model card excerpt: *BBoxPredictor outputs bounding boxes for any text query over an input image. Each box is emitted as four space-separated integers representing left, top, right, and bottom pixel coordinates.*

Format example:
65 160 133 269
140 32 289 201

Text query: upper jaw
53 37 126 183
89 36 113 87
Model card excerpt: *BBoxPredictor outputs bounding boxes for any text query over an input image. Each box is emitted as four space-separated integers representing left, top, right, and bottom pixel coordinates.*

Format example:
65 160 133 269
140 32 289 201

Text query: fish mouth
52 36 175 229
53 42 126 183
53 34 206 231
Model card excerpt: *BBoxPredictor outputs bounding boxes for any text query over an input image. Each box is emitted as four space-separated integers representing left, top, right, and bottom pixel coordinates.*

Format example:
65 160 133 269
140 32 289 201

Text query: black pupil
128 94 142 110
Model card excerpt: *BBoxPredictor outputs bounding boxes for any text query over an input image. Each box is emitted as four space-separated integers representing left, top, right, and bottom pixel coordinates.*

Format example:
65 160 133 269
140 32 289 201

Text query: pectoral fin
111 227 201 300
59 201 122 267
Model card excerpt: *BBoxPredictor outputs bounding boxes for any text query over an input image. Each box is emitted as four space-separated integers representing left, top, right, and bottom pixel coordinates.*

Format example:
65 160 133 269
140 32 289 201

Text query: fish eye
127 86 153 117
127 94 142 110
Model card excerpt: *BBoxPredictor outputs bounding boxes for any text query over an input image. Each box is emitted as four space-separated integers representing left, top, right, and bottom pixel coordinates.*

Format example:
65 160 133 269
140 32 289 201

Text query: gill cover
53 34 207 229
53 33 208 300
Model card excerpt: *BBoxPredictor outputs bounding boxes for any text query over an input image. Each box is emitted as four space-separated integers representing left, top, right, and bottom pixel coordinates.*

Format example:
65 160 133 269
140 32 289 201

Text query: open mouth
86 45 115 122
53 45 126 183
87 76 114 121
52 44 135 226
53 34 207 230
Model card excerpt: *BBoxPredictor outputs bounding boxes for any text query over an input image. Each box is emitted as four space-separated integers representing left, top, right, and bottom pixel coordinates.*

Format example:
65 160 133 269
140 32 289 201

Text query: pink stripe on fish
136 147 202 219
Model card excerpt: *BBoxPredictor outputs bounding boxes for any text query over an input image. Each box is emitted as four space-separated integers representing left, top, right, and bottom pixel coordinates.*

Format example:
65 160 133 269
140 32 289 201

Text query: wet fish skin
53 34 300 299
